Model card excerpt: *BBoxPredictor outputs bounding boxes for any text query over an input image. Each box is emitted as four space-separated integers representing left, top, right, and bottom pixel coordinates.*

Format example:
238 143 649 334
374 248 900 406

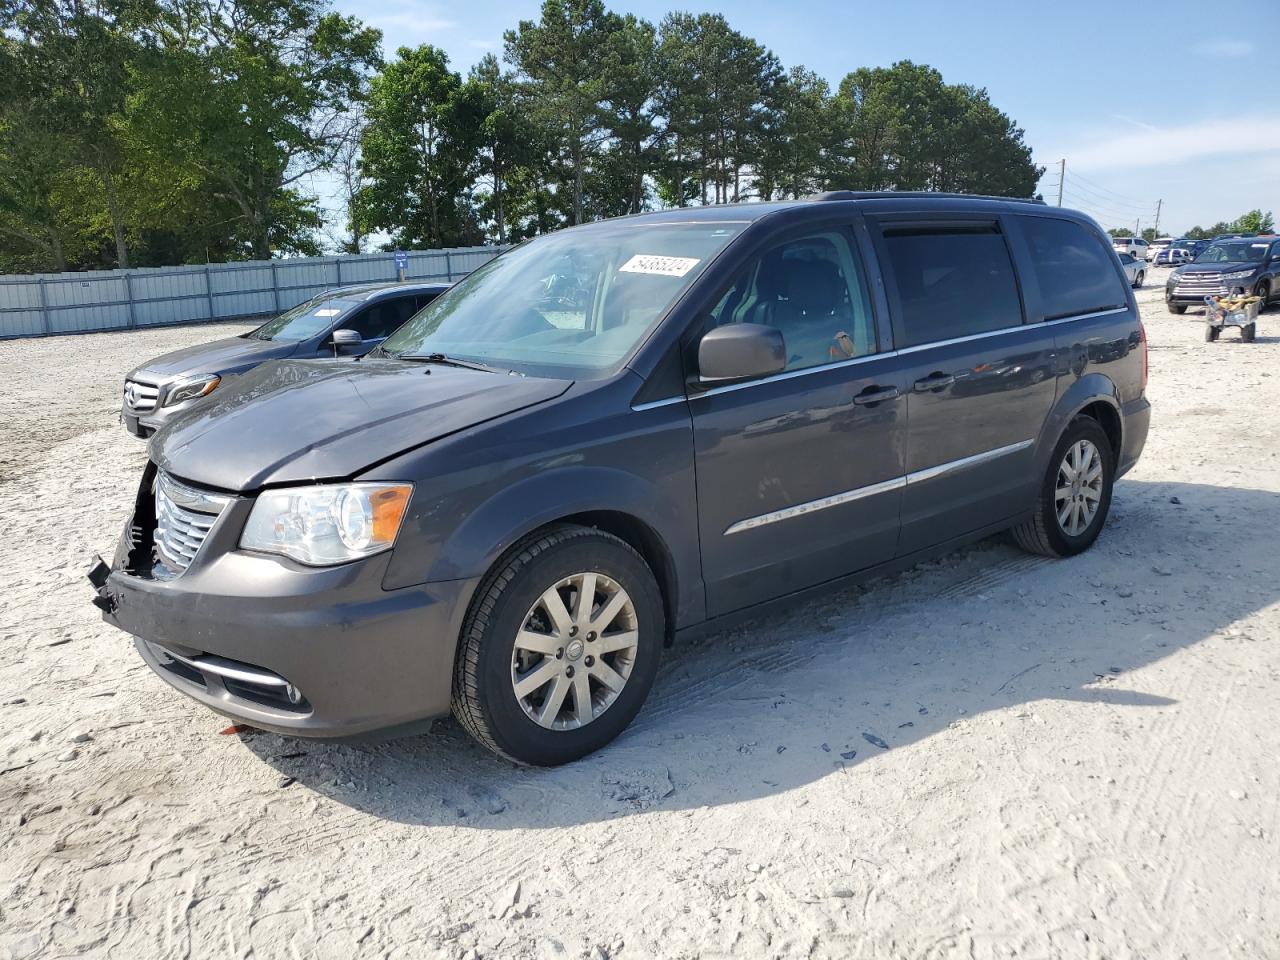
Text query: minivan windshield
379 220 744 378
250 299 358 342
1195 241 1270 264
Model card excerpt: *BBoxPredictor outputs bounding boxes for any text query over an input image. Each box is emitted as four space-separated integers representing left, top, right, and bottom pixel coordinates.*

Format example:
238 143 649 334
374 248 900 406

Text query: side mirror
329 329 363 353
697 323 786 384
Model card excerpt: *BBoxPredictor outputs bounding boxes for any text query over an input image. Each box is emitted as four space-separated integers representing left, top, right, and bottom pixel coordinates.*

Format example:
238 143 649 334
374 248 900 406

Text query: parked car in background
120 282 449 438
1165 237 1280 313
1154 242 1195 267
92 193 1149 765
1147 237 1175 262
1117 252 1147 287
1112 236 1149 260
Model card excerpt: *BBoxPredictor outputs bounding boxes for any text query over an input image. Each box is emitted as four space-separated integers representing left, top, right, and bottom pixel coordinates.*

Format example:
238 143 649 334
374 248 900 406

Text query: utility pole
1056 158 1065 207
1152 199 1162 238
1134 217 1141 238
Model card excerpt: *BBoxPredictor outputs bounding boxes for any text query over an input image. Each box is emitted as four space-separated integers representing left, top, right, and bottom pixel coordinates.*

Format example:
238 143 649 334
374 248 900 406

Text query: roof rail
809 190 1046 205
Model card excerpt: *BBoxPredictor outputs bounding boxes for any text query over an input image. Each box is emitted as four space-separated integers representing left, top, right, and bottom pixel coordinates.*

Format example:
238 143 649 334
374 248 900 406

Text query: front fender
433 465 685 581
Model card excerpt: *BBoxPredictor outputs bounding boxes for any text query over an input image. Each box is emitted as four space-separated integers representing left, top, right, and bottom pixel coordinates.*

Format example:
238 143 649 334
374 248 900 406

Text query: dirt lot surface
2 282 1278 960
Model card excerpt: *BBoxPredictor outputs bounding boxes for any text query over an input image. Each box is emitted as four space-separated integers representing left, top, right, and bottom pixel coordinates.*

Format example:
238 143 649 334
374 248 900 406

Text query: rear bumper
99 544 478 738
1118 395 1150 479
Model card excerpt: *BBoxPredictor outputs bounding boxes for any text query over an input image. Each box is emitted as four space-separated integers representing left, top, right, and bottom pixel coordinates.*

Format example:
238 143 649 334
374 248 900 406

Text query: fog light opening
285 683 304 705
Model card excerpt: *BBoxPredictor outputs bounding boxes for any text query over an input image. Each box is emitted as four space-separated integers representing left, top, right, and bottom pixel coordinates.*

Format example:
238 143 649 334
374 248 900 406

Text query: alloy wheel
510 572 639 730
1055 439 1103 536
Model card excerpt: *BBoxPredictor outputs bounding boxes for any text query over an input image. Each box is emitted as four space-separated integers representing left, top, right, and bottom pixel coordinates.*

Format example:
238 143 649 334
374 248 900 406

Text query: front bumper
96 530 479 738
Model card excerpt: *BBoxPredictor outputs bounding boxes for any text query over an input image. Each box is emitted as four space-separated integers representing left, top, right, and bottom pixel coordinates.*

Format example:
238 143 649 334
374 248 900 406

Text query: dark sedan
120 281 449 437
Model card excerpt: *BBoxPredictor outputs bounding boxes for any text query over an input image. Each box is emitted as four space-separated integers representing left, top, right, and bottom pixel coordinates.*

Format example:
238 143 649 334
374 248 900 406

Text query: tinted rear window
1021 217 1127 320
879 225 1023 348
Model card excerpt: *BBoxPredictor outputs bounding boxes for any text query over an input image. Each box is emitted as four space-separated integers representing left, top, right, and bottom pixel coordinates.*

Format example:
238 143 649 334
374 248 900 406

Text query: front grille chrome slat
124 378 161 413
152 473 231 579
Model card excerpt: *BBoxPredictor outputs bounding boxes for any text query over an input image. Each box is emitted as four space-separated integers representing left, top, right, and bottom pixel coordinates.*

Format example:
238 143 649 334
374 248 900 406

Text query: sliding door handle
914 372 955 392
852 385 901 407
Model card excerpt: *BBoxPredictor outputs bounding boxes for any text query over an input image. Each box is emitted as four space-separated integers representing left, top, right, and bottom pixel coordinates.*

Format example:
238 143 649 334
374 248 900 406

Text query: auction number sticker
313 308 341 317
619 254 701 277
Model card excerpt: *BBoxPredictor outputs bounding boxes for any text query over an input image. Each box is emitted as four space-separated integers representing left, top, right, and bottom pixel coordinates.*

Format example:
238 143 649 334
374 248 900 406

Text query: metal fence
0 245 510 340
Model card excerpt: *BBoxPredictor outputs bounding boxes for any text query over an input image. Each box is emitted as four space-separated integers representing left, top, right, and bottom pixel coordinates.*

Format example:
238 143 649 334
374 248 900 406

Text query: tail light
1139 319 1149 394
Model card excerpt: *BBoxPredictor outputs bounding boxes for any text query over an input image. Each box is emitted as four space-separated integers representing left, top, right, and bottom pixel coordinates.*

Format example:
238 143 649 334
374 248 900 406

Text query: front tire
1242 322 1256 343
1168 302 1186 315
452 526 664 765
1012 417 1115 558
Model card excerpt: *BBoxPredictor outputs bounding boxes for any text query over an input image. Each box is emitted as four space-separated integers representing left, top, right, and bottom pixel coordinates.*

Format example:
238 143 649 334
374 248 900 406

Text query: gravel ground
1 279 1278 960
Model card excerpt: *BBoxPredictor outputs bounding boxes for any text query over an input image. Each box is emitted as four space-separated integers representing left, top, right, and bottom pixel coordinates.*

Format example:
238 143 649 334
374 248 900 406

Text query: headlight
1222 269 1256 280
164 374 221 406
240 483 413 565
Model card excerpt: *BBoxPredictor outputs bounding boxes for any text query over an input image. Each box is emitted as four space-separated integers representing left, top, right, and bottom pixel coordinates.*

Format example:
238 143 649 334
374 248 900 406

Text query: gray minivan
91 193 1150 765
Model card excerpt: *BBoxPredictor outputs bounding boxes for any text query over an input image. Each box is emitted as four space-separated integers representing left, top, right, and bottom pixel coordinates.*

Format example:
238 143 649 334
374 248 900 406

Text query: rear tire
1242 323 1256 343
1205 323 1218 342
1012 416 1115 558
1134 271 1145 289
1168 303 1186 315
451 525 664 766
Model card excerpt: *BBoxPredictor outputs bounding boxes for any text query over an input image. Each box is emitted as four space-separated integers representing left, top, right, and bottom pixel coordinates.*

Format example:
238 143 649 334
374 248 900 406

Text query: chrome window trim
722 438 1034 535
724 476 907 536
682 305 1132 404
630 396 687 412
693 351 898 399
904 438 1033 485
1042 306 1128 327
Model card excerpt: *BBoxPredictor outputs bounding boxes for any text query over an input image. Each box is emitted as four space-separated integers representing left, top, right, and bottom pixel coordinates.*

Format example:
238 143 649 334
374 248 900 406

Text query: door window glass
704 230 876 373
880 225 1023 347
346 297 419 341
1020 216 1127 320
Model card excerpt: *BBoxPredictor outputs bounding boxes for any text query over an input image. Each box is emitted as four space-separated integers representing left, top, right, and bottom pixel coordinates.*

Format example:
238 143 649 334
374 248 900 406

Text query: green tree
833 61 1040 197
505 0 623 225
755 66 838 200
1231 209 1275 233
143 0 382 260
467 54 540 244
357 45 483 249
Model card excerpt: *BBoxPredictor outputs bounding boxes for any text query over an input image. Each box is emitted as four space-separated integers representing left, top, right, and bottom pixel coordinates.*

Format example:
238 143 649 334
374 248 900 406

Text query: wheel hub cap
1055 439 1103 537
510 572 640 731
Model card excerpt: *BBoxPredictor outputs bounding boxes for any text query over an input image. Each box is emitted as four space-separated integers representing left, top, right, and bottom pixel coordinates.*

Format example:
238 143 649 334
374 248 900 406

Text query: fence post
270 260 281 312
37 276 51 335
335 257 343 288
124 271 137 328
444 251 452 281
204 266 216 321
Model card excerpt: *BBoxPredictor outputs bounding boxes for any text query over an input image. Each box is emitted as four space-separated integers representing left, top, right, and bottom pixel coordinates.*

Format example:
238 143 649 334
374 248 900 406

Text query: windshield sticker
1253 243 1268 248
619 254 701 277
313 308 341 317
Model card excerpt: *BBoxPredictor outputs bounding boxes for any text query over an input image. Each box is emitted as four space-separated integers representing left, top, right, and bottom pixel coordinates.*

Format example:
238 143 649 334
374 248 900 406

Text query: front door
689 226 907 617
868 216 1058 556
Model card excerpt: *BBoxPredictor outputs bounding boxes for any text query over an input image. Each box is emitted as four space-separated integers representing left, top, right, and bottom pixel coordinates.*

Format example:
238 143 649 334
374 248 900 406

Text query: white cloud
1194 39 1255 57
374 13 457 32
467 38 499 50
1052 115 1280 172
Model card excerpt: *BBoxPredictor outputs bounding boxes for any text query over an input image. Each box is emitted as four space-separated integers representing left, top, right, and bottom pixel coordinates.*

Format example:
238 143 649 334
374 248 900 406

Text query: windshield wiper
393 352 502 373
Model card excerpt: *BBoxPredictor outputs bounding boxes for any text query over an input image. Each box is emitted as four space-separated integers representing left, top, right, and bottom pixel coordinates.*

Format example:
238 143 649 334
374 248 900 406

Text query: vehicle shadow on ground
244 479 1277 829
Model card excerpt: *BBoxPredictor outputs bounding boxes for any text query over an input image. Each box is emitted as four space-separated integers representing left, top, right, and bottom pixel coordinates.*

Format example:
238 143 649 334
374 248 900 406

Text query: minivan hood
130 335 297 382
150 358 571 491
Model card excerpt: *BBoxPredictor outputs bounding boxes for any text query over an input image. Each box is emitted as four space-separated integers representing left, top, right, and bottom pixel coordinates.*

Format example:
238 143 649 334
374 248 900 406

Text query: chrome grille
124 379 160 412
1173 272 1226 296
152 473 230 579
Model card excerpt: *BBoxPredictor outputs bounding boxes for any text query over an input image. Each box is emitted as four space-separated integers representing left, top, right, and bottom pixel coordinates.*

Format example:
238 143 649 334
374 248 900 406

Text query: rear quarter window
1020 217 1128 320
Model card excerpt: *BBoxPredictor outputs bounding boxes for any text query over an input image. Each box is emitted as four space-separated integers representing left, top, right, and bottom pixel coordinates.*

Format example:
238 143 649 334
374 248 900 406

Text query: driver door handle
914 372 955 392
852 385 901 407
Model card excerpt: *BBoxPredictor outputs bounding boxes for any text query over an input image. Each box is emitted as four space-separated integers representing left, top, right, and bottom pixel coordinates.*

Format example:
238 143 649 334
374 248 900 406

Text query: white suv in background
1147 237 1174 262
1112 236 1149 260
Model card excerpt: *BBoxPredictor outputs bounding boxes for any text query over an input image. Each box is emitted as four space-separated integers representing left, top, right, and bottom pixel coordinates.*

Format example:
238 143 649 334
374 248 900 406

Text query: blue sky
334 0 1280 235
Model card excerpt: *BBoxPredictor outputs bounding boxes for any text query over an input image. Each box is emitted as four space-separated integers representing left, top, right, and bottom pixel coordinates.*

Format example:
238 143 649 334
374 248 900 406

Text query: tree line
0 0 1043 275
1107 210 1275 243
